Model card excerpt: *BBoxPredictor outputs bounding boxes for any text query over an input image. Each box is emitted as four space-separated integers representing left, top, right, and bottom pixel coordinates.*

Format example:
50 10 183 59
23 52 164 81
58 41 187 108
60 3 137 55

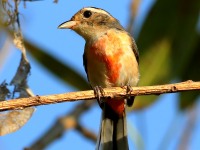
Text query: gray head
58 7 124 40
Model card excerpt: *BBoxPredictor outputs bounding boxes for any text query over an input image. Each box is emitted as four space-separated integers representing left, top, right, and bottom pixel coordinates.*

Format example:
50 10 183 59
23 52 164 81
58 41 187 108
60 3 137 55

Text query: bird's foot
126 85 133 95
93 86 105 107
122 85 135 107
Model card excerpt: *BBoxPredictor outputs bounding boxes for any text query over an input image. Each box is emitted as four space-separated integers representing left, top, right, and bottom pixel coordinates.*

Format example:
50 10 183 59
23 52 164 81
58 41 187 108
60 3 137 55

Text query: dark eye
83 11 92 18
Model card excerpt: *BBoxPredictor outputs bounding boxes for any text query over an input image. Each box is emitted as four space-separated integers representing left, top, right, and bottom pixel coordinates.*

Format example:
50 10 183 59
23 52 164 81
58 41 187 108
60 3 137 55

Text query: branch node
36 95 42 103
171 86 177 92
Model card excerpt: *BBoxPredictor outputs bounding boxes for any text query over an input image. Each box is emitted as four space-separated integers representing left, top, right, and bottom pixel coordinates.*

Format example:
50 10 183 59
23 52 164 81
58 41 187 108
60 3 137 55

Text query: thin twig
0 0 34 136
0 80 199 112
75 121 97 142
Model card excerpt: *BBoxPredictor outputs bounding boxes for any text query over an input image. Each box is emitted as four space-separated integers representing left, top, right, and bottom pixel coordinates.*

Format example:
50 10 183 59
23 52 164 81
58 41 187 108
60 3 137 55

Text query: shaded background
0 0 200 149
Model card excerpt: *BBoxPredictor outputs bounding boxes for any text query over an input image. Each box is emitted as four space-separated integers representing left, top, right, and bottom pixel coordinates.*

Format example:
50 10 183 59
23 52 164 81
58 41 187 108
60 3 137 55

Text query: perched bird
58 7 139 150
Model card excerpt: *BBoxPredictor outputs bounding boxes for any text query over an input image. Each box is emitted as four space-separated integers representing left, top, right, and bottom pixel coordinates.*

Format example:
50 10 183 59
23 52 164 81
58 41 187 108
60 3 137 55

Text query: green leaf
132 0 200 110
179 91 199 110
179 36 200 110
131 39 172 110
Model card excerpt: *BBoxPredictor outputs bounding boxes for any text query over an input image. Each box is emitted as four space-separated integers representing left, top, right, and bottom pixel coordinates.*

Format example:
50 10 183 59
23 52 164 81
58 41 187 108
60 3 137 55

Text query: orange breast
86 30 138 115
89 31 125 85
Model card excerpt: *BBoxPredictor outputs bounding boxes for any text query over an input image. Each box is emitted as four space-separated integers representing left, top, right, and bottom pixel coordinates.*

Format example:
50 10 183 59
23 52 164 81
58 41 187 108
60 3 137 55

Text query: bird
58 7 139 150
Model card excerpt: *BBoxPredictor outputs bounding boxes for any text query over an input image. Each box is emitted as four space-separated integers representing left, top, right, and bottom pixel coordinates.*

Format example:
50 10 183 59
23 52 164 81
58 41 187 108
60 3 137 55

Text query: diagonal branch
0 80 200 112
27 101 96 150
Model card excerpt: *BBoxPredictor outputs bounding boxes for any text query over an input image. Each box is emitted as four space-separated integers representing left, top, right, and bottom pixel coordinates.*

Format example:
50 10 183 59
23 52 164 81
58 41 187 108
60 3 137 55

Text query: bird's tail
96 103 129 150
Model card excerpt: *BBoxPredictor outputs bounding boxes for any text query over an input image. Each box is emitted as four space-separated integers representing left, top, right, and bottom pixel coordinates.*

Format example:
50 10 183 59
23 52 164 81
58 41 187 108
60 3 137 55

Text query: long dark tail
96 103 129 150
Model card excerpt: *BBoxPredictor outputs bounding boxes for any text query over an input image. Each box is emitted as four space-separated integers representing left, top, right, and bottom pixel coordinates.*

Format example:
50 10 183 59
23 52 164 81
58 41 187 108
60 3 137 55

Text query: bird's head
58 7 124 41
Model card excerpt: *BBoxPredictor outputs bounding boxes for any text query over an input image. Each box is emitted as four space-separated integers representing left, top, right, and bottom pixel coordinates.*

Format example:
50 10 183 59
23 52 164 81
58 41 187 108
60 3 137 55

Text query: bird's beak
58 20 78 29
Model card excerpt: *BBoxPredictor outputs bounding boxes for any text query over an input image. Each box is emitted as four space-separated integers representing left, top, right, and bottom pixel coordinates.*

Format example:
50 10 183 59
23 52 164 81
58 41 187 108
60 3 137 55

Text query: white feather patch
83 7 112 17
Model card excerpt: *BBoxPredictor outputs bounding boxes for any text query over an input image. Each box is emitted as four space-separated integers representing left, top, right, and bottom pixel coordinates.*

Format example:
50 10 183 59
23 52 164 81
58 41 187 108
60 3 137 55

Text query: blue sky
0 0 200 150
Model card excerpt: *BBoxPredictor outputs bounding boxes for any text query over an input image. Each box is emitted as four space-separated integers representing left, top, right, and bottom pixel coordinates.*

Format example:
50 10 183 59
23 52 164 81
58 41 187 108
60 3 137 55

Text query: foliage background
0 0 199 149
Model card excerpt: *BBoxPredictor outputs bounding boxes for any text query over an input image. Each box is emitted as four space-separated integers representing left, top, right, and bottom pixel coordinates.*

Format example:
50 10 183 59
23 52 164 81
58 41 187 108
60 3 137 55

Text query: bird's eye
83 11 92 18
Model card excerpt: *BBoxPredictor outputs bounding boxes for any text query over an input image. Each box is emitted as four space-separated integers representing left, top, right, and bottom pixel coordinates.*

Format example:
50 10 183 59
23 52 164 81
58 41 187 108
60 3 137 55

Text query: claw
93 86 105 108
126 85 135 107
126 85 133 94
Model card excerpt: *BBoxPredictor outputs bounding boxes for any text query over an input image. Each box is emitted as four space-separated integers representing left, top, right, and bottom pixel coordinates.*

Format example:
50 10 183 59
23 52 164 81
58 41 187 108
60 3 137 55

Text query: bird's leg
93 86 105 108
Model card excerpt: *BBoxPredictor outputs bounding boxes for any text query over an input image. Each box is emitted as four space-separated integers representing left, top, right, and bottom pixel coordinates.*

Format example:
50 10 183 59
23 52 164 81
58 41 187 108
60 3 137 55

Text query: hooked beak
58 20 78 29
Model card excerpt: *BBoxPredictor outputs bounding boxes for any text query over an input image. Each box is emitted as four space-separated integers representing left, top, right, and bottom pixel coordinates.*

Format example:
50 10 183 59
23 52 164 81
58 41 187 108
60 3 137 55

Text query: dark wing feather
131 38 139 64
127 37 139 107
83 52 89 81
